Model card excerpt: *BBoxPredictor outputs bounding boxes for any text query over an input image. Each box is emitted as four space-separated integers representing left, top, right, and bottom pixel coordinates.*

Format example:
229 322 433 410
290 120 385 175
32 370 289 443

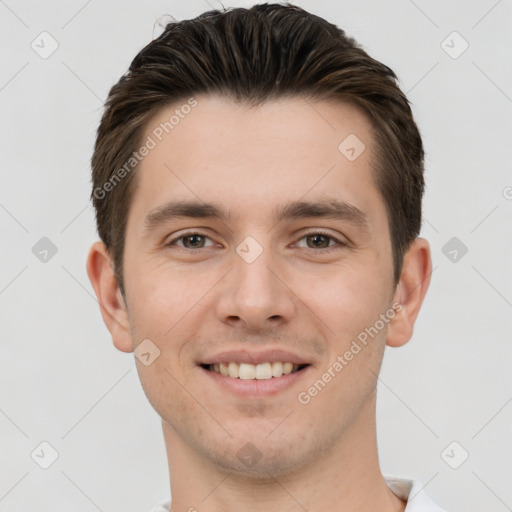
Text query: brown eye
296 231 346 251
305 234 332 249
166 232 214 249
181 234 206 248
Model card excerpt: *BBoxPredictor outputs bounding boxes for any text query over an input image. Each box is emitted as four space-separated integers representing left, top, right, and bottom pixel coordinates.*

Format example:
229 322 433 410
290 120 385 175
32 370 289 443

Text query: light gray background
1 0 511 511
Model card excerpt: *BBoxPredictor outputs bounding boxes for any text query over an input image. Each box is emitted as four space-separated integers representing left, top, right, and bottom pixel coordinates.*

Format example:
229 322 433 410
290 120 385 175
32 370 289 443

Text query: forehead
129 94 384 228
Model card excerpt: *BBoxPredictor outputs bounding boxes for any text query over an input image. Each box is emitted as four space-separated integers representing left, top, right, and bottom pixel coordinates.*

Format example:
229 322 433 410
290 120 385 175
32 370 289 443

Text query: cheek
127 260 213 331
291 261 390 338
136 360 197 430
126 263 221 383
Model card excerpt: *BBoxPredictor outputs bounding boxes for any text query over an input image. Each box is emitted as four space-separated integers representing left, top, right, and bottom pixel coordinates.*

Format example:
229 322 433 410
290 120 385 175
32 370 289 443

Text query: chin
210 446 307 478
199 430 318 478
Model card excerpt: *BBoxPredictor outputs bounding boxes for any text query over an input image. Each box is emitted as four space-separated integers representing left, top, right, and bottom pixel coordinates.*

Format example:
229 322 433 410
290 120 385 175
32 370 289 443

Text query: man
86 3 443 511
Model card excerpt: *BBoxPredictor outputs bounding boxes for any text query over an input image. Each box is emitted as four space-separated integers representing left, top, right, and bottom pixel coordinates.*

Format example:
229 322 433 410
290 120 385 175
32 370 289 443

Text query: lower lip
199 365 312 398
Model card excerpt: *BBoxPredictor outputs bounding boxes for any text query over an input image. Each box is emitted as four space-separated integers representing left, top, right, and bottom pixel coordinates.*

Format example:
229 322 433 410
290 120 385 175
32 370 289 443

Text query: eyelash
165 230 347 253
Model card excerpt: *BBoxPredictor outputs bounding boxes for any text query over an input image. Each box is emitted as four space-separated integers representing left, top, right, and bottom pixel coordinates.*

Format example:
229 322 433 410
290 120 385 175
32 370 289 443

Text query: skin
87 95 431 512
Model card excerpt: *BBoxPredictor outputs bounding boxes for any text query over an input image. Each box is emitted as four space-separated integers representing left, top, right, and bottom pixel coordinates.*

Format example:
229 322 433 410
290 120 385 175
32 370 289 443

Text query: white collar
385 476 445 511
150 475 445 512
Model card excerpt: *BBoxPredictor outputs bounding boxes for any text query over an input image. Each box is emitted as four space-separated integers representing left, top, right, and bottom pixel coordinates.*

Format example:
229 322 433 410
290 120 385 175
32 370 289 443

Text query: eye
164 230 347 252
296 230 347 251
165 232 215 249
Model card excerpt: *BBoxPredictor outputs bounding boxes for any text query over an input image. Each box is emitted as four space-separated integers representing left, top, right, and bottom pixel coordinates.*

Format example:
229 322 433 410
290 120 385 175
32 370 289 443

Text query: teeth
283 362 293 374
208 361 304 380
255 362 272 380
228 362 239 378
272 361 283 378
239 363 255 380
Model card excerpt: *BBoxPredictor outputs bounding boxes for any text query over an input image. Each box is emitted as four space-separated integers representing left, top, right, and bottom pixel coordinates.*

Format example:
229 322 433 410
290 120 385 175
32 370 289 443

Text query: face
120 95 399 476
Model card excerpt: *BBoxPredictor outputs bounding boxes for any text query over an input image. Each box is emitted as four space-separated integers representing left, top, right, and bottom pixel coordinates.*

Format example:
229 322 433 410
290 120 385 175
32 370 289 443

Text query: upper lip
200 348 311 366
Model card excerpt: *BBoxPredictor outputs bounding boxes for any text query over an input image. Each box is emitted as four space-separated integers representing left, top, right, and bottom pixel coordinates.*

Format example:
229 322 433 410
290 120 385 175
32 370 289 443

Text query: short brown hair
91 2 425 298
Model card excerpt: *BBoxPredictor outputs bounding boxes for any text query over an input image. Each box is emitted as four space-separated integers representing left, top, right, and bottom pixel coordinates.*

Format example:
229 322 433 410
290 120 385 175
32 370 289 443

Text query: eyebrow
143 198 368 232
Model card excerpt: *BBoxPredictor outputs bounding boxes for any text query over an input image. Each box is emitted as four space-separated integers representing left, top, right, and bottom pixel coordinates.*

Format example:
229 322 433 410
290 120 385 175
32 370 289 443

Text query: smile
203 361 309 380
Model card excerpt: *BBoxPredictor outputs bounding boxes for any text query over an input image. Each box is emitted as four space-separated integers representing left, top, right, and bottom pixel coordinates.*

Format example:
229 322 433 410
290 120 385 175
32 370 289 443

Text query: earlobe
386 237 432 348
86 241 134 353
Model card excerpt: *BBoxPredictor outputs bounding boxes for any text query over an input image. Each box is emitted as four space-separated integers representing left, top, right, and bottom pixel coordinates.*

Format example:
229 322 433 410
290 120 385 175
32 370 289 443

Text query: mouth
197 349 313 397
200 361 310 380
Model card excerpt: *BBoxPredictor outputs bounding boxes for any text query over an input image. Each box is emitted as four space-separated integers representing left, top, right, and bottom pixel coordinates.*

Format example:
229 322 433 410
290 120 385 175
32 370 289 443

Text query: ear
86 240 134 353
386 237 432 348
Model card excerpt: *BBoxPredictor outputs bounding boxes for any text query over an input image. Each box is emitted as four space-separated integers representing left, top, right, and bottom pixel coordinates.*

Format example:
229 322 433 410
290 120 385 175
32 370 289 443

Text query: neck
162 394 406 512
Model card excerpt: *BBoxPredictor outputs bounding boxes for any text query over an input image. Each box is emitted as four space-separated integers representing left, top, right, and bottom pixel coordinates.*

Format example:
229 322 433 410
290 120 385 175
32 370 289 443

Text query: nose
214 240 296 330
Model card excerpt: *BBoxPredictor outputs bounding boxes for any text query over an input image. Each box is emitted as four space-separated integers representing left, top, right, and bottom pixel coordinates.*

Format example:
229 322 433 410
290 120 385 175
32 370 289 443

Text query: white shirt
149 475 446 511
